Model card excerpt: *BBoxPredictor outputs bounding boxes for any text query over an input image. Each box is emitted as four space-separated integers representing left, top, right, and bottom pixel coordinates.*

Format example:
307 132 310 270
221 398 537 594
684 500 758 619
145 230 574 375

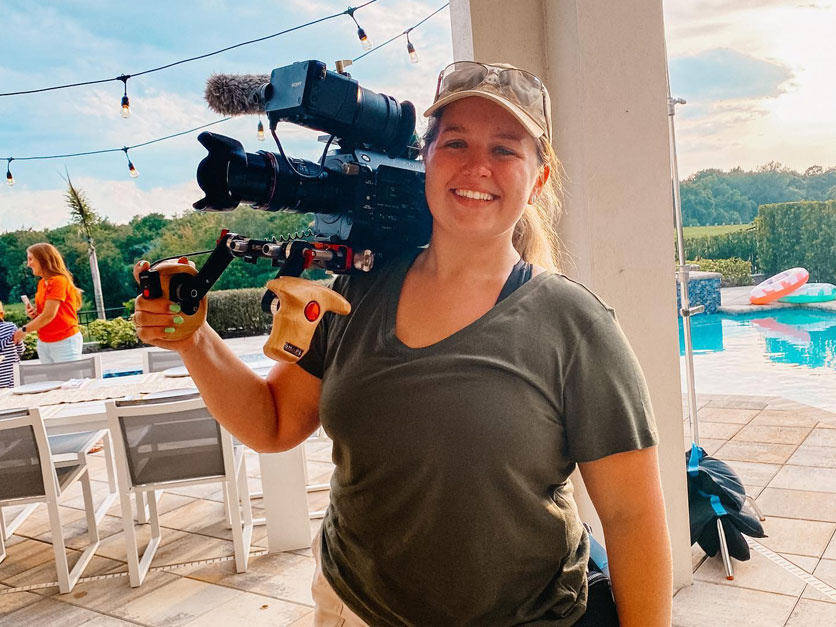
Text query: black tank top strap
496 258 534 304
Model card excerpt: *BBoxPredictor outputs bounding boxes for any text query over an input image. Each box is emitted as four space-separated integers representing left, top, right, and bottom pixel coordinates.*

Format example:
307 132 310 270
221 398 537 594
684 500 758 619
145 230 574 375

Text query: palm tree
63 172 105 320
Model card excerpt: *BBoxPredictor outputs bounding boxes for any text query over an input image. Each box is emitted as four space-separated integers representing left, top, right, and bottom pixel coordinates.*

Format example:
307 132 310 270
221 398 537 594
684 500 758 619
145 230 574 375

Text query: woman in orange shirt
13 243 84 363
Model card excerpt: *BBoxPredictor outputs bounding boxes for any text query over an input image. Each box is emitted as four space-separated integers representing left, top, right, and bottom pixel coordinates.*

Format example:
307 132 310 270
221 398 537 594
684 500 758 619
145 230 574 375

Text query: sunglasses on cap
432 61 551 140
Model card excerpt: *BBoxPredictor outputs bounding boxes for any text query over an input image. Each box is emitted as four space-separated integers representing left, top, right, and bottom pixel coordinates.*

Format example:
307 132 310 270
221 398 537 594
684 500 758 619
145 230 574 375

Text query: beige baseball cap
424 61 552 142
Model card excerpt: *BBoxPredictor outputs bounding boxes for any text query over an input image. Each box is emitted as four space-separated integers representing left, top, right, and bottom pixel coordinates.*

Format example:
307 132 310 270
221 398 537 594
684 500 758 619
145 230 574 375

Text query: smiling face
26 251 42 277
423 97 545 246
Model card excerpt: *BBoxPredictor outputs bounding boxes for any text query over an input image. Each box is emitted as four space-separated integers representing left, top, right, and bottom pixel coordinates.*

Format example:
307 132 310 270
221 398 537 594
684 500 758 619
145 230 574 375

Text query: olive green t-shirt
297 252 658 626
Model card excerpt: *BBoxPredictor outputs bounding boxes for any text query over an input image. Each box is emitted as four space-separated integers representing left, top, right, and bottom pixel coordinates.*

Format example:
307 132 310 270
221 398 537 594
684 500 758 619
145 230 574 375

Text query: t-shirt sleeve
44 276 70 302
561 310 658 463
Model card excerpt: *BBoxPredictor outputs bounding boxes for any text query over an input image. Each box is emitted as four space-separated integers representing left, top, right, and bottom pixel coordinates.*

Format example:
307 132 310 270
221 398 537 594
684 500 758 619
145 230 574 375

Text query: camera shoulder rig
138 229 363 362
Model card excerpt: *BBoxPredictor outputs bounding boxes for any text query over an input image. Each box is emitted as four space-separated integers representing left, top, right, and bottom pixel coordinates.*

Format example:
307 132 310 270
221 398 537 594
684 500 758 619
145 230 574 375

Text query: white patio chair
105 392 253 587
141 348 184 374
14 354 102 386
0 407 106 593
3 353 117 543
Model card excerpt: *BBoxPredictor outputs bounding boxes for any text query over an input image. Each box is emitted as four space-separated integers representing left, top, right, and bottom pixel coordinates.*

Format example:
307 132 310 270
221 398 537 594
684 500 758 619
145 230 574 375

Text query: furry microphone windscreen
205 73 271 116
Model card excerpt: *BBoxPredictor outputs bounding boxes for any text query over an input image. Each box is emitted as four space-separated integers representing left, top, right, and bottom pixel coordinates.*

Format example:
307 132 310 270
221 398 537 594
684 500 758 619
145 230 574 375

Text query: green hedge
207 288 273 337
688 257 753 287
683 228 758 268
756 201 836 283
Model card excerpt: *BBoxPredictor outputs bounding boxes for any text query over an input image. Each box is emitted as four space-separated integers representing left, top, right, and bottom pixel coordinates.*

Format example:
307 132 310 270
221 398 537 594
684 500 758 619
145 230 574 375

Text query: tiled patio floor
675 394 836 627
2 393 836 625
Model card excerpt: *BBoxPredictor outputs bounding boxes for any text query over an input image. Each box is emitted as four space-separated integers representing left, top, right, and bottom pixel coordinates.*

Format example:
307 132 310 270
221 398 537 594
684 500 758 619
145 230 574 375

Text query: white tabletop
23 367 311 552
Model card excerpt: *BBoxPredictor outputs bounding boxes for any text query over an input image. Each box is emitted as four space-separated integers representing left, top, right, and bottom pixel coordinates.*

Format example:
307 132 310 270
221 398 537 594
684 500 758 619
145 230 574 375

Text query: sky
0 0 834 233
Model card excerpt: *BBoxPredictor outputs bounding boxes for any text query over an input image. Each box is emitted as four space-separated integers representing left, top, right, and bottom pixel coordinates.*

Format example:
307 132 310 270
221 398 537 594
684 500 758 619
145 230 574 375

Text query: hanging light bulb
5 160 14 186
357 27 372 51
347 8 372 51
257 118 265 141
118 74 131 119
406 36 419 64
123 147 139 178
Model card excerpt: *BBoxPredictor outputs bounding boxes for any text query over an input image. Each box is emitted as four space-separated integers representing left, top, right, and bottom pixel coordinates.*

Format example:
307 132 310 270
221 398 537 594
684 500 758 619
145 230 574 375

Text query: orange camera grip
142 259 207 341
262 277 351 363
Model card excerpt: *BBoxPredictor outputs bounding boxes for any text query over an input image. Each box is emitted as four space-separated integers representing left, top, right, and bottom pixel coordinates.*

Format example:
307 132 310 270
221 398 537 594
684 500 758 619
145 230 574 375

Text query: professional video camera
139 60 432 361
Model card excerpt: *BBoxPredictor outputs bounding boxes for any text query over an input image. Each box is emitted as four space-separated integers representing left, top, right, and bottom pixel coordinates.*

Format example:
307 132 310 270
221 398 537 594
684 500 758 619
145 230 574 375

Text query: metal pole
667 93 703 445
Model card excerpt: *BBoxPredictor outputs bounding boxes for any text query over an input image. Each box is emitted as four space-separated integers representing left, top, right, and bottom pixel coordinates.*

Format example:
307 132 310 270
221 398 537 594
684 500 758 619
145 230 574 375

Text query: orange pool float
749 267 809 305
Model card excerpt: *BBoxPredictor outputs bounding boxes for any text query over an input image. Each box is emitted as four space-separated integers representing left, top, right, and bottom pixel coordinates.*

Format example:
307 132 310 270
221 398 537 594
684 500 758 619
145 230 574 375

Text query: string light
346 7 373 51
119 75 131 118
406 31 419 64
123 148 139 178
0 1 382 98
353 3 448 64
257 118 265 141
1 3 449 185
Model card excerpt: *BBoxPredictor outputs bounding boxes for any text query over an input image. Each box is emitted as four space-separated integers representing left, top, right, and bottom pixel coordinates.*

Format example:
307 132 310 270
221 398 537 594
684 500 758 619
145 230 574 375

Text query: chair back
16 355 102 386
0 407 53 502
142 348 185 374
106 395 227 488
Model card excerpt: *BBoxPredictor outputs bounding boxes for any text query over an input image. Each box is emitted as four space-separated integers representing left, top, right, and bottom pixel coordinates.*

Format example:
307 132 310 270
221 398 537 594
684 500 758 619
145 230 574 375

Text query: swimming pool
678 309 836 412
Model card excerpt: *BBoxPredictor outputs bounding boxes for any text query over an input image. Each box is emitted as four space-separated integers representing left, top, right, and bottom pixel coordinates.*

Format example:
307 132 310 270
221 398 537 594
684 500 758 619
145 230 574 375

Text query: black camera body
194 60 432 260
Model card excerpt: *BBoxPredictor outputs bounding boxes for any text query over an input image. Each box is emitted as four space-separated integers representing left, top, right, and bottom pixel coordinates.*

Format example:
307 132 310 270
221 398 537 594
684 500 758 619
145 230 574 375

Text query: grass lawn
2 301 25 316
682 224 753 238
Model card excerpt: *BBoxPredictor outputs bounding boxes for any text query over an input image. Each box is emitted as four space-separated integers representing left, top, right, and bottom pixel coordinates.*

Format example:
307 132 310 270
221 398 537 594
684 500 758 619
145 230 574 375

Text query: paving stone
714 440 797 464
757 488 836 522
726 460 782 487
788 445 836 469
698 407 760 424
116 576 242 626
803 428 836 448
179 590 310 626
785 599 836 625
758 517 836 557
732 425 814 445
694 550 815 596
672 581 796 627
769 465 836 494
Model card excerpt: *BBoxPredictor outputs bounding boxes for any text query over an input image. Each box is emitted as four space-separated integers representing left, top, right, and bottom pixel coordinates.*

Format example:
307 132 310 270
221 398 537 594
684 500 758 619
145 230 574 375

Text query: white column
450 0 691 589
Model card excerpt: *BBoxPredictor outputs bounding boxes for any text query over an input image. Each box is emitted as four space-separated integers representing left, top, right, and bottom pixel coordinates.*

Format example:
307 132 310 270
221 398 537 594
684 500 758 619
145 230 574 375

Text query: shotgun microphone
205 73 271 116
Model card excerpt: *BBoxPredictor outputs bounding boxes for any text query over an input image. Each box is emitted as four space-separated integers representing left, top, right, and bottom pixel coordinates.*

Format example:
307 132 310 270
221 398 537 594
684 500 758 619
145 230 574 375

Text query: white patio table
0 368 311 553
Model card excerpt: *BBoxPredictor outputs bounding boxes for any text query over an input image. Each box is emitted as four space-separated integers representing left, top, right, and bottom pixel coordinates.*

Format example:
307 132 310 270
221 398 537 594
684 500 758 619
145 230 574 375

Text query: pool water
678 309 836 412
680 309 836 368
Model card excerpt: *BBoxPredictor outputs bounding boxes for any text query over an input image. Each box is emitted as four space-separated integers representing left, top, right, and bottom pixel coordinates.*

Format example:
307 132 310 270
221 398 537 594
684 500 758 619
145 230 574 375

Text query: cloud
669 48 794 102
0 179 200 233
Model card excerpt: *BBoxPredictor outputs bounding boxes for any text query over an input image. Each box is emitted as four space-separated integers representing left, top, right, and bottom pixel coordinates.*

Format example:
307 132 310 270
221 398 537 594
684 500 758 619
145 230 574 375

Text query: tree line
0 207 315 314
681 163 836 227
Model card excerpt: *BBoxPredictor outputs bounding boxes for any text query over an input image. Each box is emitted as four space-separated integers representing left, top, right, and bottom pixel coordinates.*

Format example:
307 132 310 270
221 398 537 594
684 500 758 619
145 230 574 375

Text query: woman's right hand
25 303 36 318
132 260 208 353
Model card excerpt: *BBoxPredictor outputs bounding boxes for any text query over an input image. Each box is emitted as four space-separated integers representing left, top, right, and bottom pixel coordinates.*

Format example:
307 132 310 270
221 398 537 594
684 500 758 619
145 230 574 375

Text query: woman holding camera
134 61 671 626
14 243 84 363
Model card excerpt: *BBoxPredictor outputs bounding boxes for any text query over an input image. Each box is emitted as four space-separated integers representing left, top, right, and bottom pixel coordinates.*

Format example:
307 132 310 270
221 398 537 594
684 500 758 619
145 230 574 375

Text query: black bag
571 566 619 626
571 534 620 627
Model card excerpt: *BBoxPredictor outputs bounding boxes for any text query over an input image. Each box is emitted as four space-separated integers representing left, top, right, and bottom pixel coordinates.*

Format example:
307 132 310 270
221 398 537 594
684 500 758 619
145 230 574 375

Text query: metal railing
77 307 129 326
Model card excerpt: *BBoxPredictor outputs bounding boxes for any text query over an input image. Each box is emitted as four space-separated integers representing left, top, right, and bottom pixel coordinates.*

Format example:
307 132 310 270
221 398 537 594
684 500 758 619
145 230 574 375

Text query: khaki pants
311 531 369 627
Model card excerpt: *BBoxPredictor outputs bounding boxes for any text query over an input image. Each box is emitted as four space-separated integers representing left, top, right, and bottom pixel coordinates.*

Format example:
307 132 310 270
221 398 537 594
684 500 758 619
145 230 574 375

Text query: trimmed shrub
207 288 273 338
683 228 758 269
756 201 836 283
688 257 753 287
87 317 141 349
22 333 37 360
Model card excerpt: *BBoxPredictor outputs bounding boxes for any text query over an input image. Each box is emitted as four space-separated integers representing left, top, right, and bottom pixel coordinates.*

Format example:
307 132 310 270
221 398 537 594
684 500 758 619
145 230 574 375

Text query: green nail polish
164 327 176 334
173 316 184 324
169 304 181 313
